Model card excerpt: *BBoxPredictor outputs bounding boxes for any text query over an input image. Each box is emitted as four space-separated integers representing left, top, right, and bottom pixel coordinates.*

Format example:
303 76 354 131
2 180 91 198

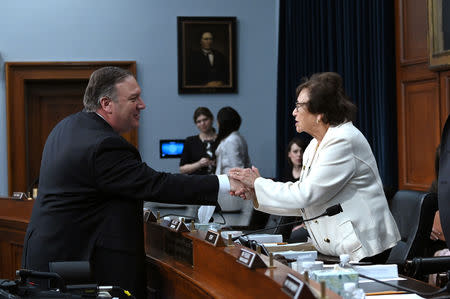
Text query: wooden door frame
5 61 137 195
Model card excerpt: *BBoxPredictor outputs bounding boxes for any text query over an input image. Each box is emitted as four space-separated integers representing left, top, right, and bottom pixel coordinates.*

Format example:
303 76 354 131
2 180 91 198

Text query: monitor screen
160 139 185 158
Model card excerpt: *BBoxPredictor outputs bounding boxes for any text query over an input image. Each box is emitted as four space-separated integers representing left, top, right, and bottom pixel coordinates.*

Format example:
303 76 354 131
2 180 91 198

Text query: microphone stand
235 219 305 240
232 204 343 241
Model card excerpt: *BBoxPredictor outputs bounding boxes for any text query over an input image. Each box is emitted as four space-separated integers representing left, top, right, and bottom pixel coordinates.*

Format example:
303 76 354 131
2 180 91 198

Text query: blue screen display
160 140 184 158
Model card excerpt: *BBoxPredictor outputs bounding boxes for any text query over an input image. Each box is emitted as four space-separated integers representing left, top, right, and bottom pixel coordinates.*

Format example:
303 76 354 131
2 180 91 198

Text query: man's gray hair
83 66 133 112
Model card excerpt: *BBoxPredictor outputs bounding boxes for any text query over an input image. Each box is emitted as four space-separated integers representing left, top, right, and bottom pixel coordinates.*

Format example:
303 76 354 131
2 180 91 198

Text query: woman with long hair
215 107 251 211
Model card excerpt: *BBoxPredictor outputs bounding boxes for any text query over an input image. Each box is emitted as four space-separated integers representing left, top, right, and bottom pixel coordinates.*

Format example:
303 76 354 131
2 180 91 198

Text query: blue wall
0 0 279 195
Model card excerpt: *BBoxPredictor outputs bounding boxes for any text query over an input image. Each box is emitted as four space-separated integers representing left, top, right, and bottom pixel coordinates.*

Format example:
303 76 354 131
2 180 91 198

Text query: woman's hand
228 166 261 189
292 223 305 232
198 157 213 168
430 211 445 241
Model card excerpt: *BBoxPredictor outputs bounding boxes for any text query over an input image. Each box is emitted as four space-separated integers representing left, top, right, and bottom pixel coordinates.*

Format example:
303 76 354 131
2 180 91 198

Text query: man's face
200 32 214 50
109 76 145 133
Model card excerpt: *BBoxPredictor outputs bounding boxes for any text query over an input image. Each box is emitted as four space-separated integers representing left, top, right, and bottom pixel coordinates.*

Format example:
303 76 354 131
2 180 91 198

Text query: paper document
353 264 398 280
368 294 424 299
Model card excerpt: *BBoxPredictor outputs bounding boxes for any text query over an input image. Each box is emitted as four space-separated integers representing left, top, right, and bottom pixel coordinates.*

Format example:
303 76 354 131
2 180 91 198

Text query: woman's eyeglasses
295 102 308 111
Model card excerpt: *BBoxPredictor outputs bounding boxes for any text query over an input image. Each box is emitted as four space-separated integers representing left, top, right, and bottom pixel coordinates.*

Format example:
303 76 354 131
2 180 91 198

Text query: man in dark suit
186 31 230 86
22 67 241 298
439 115 450 248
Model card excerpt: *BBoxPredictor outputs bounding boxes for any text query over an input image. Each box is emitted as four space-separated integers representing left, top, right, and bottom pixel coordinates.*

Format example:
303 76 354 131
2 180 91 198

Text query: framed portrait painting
177 17 237 94
428 0 450 70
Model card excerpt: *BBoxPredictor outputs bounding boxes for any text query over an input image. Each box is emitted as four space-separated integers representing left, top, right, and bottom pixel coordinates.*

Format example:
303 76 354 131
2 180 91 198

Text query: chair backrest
264 215 299 241
387 190 438 264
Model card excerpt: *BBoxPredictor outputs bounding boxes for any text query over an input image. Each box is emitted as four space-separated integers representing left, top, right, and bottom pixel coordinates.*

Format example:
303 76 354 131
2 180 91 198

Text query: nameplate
204 230 225 247
12 192 28 201
147 211 157 222
143 208 157 223
236 248 267 269
281 273 304 299
168 219 190 232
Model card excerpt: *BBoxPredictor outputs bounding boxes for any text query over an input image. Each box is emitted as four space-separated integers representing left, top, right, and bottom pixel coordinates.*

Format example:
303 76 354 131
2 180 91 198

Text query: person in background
266 137 309 241
427 144 449 286
215 107 251 212
180 107 217 175
280 137 308 182
284 137 311 242
429 145 445 247
230 72 400 262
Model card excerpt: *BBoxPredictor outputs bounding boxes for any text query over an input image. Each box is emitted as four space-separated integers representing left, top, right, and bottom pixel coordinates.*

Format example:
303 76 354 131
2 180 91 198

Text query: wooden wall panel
399 80 440 189
398 0 428 65
395 0 446 190
0 198 33 280
0 221 27 280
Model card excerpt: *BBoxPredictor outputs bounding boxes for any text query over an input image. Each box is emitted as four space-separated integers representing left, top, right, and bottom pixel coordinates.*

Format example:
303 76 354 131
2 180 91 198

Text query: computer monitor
160 139 185 158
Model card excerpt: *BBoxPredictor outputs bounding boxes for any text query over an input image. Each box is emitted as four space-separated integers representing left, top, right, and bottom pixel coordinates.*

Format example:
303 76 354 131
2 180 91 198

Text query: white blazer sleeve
255 136 356 214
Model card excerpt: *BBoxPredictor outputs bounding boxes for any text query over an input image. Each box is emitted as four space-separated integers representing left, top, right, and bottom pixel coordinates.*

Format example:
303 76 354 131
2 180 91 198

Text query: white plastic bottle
342 282 357 299
352 287 366 299
342 282 365 299
339 253 351 268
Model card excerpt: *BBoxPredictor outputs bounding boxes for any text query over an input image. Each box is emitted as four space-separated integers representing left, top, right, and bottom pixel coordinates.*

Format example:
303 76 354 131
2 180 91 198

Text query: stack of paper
245 233 283 243
352 264 398 280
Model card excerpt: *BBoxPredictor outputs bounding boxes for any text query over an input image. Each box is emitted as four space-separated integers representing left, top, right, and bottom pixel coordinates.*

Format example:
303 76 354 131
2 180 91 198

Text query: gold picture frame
428 0 450 70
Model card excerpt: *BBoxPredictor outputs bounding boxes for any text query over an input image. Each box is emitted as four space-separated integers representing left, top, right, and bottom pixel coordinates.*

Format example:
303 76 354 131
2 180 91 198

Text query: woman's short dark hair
217 107 241 143
193 107 214 122
286 137 308 167
295 72 357 125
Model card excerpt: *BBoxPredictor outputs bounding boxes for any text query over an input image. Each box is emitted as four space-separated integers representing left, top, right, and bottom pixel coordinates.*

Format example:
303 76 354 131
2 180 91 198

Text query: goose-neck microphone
232 204 343 241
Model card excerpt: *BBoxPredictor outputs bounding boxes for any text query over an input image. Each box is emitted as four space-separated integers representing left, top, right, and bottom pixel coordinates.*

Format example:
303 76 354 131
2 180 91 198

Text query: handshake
227 166 261 207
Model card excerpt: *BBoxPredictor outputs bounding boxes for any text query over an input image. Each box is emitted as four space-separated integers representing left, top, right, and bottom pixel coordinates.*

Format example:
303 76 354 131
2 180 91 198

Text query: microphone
232 204 343 241
405 256 450 277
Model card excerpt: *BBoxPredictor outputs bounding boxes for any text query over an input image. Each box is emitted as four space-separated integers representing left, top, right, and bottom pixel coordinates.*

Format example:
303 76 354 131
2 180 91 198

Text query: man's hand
228 176 246 198
228 166 261 189
243 188 258 208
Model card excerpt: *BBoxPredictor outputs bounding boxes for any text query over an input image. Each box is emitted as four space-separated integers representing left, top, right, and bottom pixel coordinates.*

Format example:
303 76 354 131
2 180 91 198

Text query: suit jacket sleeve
254 136 355 215
94 136 219 205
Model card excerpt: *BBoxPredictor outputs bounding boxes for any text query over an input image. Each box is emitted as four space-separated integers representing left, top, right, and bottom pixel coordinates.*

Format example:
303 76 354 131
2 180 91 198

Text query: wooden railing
0 196 33 280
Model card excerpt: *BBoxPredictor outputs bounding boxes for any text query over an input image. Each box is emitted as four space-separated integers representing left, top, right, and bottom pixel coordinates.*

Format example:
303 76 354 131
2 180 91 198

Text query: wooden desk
144 220 341 299
0 197 33 280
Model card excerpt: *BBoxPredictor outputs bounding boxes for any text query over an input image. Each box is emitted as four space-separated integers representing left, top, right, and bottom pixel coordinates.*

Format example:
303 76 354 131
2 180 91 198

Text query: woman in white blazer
230 72 400 262
215 107 251 211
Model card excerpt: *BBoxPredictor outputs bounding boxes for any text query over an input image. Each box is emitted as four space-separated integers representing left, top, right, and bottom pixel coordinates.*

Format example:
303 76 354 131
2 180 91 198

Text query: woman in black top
180 107 217 175
280 137 308 183
271 137 310 241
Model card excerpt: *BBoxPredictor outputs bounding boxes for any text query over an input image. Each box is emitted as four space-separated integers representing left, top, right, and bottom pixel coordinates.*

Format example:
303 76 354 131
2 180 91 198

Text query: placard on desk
236 248 267 269
282 273 304 299
144 210 157 223
204 230 225 247
166 219 190 233
12 192 28 201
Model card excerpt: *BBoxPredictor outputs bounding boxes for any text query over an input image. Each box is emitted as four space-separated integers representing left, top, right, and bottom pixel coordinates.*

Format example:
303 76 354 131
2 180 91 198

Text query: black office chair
386 190 438 266
402 117 450 288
